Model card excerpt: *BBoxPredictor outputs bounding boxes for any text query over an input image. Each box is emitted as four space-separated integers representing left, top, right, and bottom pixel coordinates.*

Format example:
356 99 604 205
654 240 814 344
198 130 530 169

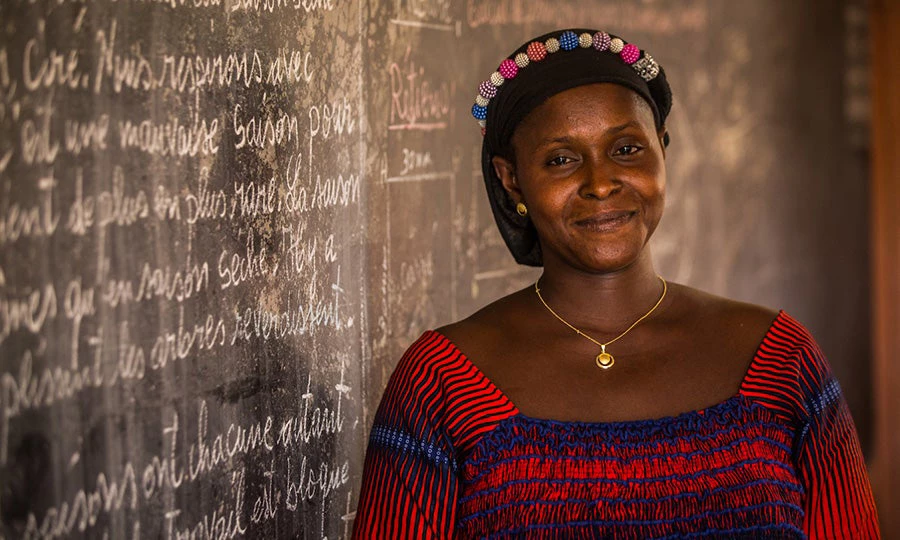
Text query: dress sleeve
789 321 880 538
352 334 460 539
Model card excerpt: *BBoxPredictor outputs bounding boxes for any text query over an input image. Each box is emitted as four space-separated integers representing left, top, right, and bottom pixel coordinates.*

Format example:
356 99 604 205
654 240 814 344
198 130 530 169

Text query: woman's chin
557 246 646 274
558 235 648 273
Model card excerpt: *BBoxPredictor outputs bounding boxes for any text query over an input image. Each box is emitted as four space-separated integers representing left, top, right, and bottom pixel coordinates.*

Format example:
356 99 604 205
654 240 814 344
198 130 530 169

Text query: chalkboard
0 0 870 537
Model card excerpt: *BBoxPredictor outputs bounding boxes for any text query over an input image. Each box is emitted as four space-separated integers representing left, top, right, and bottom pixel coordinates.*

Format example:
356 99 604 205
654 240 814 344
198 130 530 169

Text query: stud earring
516 202 528 216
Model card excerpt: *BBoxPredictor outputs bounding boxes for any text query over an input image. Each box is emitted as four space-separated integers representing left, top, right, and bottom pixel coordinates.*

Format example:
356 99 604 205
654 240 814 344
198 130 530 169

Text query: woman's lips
574 210 636 232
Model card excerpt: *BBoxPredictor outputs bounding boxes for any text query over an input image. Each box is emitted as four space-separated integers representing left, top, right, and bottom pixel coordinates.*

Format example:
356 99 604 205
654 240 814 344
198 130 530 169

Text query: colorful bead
559 31 579 51
609 38 625 54
480 127 487 136
545 37 560 53
592 32 611 51
471 30 664 131
514 52 530 68
620 43 640 64
578 32 593 48
526 41 546 61
478 80 497 98
498 59 518 79
632 53 660 81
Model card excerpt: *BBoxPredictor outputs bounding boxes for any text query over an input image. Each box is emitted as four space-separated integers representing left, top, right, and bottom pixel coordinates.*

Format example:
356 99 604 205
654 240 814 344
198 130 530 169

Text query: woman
353 29 879 538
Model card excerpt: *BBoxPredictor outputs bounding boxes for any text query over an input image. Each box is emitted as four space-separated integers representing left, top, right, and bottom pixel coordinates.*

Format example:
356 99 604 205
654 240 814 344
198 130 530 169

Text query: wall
0 0 873 537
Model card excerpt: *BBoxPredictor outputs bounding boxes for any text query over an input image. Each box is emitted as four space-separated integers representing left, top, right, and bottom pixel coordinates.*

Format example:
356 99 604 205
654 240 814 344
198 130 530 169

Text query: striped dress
353 311 880 539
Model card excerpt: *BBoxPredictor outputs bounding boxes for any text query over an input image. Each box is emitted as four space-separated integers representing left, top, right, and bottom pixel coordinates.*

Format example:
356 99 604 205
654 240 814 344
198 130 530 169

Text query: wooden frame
870 0 900 532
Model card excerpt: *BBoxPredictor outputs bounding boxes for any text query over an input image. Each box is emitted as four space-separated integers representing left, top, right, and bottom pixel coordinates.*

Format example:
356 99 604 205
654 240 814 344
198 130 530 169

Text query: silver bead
578 32 593 48
609 37 625 54
545 37 560 53
514 52 530 68
632 54 660 81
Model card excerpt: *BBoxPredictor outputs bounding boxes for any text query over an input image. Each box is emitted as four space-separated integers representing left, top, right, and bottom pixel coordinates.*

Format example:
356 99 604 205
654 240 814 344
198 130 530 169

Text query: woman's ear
492 155 522 203
658 126 668 158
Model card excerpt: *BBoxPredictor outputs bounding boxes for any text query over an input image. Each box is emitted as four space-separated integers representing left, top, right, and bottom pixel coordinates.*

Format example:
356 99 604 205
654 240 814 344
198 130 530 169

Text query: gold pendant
595 346 614 369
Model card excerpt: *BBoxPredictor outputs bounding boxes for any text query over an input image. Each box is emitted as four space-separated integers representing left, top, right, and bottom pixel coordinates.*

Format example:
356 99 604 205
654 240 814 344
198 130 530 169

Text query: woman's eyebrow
606 120 641 134
535 136 572 147
534 121 641 147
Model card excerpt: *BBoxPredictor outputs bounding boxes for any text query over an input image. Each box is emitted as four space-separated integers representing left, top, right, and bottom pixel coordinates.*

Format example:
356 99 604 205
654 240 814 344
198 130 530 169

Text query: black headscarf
479 29 673 266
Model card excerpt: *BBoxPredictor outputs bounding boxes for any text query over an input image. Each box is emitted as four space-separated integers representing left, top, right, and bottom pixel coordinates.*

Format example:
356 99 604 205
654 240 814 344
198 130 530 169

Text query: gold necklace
534 276 667 369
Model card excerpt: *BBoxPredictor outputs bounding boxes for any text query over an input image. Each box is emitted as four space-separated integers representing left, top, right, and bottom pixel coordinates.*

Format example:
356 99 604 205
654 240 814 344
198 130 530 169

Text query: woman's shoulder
434 286 533 358
664 282 825 367
389 329 464 382
377 316 517 447
675 284 839 422
674 281 827 369
667 283 838 422
665 281 779 331
390 308 516 402
388 288 530 400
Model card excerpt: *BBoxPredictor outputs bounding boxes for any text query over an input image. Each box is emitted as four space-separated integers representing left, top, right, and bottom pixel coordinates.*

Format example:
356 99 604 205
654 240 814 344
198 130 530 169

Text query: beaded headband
471 30 660 136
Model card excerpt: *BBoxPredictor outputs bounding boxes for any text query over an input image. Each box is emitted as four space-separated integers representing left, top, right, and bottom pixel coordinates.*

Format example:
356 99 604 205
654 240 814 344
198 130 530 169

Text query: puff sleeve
792 336 880 538
352 335 460 539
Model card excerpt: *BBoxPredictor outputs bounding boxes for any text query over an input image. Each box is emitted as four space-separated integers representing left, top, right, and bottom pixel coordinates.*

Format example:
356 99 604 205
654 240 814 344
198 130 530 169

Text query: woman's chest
454 398 806 539
470 316 763 424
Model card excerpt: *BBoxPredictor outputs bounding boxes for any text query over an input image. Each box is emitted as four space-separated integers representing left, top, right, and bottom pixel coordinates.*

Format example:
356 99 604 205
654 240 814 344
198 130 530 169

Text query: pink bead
592 32 611 51
527 41 547 61
620 44 640 64
498 59 519 79
478 80 496 98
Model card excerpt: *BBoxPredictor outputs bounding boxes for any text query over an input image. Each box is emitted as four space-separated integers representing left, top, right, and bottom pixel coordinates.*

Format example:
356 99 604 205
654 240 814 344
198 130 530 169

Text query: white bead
478 120 486 128
490 71 504 86
579 33 592 48
609 38 625 53
475 95 489 107
514 52 529 68
545 37 560 53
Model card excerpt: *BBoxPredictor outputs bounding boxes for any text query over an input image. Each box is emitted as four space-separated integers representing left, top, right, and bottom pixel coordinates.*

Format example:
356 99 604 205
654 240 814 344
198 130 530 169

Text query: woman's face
493 83 667 274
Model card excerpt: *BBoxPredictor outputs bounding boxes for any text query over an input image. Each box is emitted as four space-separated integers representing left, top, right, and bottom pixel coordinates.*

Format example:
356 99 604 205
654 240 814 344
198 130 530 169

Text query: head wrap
477 29 673 266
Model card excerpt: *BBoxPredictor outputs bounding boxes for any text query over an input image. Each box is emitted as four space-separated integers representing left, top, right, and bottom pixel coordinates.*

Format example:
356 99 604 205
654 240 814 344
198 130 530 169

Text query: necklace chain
534 275 668 369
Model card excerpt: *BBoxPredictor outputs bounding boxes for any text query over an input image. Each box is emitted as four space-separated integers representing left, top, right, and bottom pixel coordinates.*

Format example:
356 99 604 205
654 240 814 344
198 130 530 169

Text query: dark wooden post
870 0 900 532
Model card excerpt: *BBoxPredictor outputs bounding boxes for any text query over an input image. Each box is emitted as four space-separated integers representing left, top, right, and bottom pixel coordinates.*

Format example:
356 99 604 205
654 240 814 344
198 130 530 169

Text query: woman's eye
547 155 573 166
615 145 642 156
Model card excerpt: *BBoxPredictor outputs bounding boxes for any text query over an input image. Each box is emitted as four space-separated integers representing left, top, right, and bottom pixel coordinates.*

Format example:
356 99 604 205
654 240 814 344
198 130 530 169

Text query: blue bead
471 104 487 120
559 30 579 51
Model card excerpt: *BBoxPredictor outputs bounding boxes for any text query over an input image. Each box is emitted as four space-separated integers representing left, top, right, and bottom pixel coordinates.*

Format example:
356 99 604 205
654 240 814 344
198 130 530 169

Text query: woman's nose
578 159 621 200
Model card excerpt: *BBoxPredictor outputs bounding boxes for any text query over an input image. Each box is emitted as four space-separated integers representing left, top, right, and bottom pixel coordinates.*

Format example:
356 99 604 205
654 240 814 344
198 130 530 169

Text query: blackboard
0 0 870 537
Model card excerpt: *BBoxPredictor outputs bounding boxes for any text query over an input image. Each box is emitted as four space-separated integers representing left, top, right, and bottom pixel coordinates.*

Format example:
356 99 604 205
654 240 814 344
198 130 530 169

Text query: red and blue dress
353 311 880 538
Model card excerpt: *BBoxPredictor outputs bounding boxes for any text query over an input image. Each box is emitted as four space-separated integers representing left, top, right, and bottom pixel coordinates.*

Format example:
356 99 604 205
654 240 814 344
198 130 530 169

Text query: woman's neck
534 250 666 334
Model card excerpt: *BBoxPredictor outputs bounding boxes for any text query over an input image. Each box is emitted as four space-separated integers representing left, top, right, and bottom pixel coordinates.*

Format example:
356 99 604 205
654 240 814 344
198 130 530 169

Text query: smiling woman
492 84 666 276
353 29 880 539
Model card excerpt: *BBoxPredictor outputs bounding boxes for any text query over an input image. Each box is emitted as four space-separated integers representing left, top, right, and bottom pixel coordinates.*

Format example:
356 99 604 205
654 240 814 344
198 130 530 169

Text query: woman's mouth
574 211 636 232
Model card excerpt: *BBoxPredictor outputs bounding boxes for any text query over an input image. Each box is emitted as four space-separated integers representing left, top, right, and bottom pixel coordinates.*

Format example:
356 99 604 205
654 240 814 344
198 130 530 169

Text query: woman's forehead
515 84 657 142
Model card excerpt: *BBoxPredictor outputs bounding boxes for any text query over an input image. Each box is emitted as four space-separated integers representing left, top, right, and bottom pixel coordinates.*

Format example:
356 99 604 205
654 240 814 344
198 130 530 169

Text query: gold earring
516 202 528 216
